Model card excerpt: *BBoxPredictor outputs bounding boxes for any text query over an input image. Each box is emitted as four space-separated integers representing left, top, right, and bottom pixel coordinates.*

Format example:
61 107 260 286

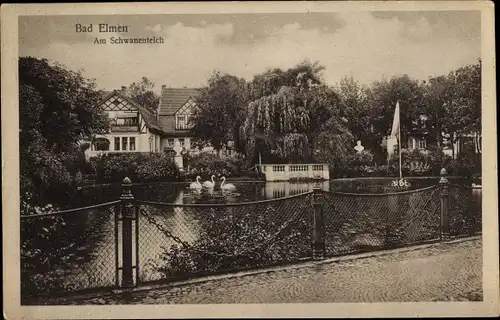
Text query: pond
22 177 482 301
77 176 475 205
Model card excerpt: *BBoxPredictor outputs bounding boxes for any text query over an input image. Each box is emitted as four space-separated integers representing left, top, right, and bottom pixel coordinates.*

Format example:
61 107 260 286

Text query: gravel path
50 238 482 304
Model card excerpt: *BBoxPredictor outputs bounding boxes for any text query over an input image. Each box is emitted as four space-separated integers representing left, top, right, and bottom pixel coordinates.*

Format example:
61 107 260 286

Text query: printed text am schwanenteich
76 23 164 44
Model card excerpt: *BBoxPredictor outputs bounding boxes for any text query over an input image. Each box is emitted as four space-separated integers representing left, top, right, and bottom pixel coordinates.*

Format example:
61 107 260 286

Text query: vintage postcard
2 1 498 319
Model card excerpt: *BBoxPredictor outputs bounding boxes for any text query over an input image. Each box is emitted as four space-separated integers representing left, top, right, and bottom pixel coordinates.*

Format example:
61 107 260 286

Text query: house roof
98 90 164 133
159 87 200 115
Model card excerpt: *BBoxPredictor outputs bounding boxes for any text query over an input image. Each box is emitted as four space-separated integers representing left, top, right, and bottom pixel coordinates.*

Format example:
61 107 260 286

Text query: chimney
162 85 166 90
121 86 126 93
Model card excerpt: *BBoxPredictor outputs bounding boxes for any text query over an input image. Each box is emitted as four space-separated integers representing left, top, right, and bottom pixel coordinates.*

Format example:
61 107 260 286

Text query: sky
19 11 481 92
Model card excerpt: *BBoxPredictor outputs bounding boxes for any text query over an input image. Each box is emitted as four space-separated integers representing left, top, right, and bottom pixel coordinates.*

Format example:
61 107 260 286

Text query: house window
179 138 185 147
114 137 120 151
130 137 136 151
93 138 110 151
167 138 174 147
176 115 187 130
418 138 427 149
122 137 128 151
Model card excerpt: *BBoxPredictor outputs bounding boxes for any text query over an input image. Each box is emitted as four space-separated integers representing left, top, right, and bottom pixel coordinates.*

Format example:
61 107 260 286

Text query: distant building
381 112 481 159
382 133 480 159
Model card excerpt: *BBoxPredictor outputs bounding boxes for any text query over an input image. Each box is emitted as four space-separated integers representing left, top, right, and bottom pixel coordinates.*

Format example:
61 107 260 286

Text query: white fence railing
258 164 330 181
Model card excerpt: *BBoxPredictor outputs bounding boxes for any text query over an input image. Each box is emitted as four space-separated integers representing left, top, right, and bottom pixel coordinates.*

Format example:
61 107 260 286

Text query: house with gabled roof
85 85 235 169
157 86 215 156
85 87 164 157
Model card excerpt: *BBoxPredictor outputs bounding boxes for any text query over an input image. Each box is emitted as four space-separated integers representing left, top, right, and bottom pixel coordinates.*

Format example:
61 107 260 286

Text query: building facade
85 88 164 158
156 86 213 157
383 133 481 159
85 86 235 169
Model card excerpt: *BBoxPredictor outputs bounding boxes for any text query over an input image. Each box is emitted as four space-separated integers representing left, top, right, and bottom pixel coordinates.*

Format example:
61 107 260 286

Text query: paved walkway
57 238 482 304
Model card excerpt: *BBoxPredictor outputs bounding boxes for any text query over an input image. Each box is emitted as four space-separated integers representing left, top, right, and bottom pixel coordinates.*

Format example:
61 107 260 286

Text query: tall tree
423 75 452 148
440 60 481 158
19 57 109 205
191 72 249 153
125 77 160 114
242 61 350 163
364 75 428 162
19 57 109 153
336 76 371 141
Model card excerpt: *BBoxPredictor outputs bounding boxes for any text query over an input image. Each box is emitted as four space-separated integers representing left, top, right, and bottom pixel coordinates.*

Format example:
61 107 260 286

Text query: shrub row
330 149 481 178
184 153 264 180
88 153 180 183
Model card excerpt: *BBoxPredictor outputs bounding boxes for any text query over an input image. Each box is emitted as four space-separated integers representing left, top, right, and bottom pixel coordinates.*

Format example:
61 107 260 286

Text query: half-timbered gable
86 89 164 156
175 98 197 130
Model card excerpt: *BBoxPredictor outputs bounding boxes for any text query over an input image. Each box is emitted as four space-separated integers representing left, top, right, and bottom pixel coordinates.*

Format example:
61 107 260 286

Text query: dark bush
21 151 86 209
448 149 481 177
332 150 375 178
153 200 312 279
90 153 180 183
21 202 110 298
184 153 250 179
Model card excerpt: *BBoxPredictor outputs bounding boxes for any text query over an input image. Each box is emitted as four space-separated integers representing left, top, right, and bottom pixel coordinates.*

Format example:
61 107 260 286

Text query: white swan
202 175 216 188
220 176 236 190
189 176 202 189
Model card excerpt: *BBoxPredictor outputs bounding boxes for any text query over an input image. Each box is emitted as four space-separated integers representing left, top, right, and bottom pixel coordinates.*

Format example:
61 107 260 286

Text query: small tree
125 77 160 114
191 72 249 154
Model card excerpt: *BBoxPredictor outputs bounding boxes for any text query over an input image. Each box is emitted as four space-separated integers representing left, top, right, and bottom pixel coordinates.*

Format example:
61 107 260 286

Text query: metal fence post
439 168 450 241
312 187 325 260
120 177 135 288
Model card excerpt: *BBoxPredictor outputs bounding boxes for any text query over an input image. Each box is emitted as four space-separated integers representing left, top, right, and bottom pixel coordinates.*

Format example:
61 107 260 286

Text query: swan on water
220 176 236 190
203 175 216 188
189 176 202 189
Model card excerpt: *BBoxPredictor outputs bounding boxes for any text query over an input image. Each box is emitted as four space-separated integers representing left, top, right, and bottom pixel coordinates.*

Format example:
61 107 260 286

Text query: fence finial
121 177 133 200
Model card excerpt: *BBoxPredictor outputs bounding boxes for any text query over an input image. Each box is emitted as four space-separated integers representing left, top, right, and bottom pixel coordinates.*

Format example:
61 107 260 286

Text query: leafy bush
333 150 375 177
448 149 481 177
136 153 180 182
21 151 86 209
329 147 457 178
20 201 110 298
91 153 180 183
185 153 249 179
389 148 452 177
153 202 311 279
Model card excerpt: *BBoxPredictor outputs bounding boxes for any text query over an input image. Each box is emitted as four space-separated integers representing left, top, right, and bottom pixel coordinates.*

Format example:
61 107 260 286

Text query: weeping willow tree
241 61 354 163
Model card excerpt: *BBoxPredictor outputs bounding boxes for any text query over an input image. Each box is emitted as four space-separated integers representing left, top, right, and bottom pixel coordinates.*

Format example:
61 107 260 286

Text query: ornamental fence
20 170 482 303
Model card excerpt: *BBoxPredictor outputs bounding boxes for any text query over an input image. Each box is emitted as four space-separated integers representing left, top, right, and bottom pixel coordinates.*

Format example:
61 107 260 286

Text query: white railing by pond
258 164 330 182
